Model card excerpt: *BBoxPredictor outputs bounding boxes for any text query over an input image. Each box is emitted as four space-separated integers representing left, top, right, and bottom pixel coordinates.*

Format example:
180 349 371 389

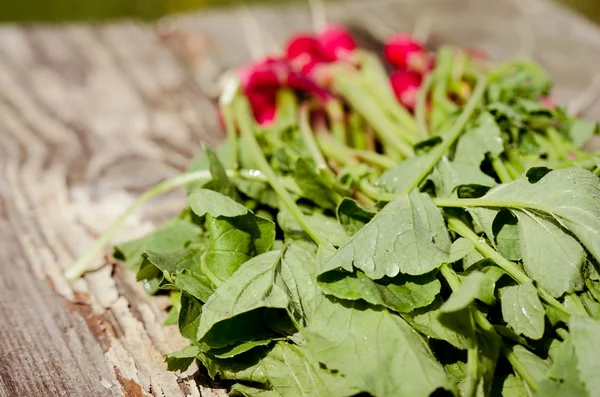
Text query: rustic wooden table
1 0 600 396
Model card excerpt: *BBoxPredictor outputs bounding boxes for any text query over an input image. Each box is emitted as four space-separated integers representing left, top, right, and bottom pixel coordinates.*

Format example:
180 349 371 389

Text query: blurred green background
0 0 598 23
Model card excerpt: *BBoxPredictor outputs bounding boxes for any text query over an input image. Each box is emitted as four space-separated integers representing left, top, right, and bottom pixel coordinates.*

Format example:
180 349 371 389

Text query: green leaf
538 337 588 397
469 207 499 244
515 211 585 297
470 209 521 261
220 342 355 397
377 152 435 193
438 271 501 395
489 60 551 100
444 361 468 384
204 144 238 197
441 272 496 315
511 345 551 383
208 339 274 359
188 189 248 218
569 316 600 395
501 374 530 397
141 249 202 280
235 178 279 208
277 210 349 247
173 272 214 303
136 249 204 294
301 300 454 397
164 344 199 372
178 291 203 341
500 281 545 340
186 141 231 194
277 244 321 325
569 120 598 149
475 168 600 264
406 298 470 350
322 192 450 279
454 112 504 165
113 219 202 269
581 292 600 319
431 157 496 198
494 212 521 262
294 158 339 210
198 250 288 348
336 198 375 236
164 291 181 325
230 384 279 397
318 270 441 314
450 238 475 263
475 329 502 396
205 213 275 284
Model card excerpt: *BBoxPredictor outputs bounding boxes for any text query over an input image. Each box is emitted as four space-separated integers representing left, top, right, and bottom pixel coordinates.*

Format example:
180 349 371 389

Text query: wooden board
1 0 600 396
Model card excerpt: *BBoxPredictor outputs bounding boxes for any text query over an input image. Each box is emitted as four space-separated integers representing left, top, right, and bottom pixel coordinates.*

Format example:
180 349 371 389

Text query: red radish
466 48 487 61
239 57 289 92
390 70 422 110
318 24 357 61
287 72 334 101
285 34 329 77
384 33 431 73
540 96 557 109
246 90 277 110
255 104 277 126
285 34 325 60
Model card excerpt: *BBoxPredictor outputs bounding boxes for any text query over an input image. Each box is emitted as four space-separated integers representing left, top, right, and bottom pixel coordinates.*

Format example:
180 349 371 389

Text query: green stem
502 345 540 393
316 133 396 170
348 112 367 150
546 127 569 161
535 134 563 162
503 161 523 180
586 279 600 302
220 106 238 169
465 340 480 397
357 51 419 137
234 95 326 246
440 263 461 291
358 180 396 202
316 133 356 165
557 153 600 169
64 169 258 280
433 197 529 211
447 217 572 322
415 73 434 139
300 103 328 169
401 74 488 194
568 293 589 316
354 150 396 170
442 261 540 394
432 47 459 113
491 158 513 183
219 78 240 169
333 67 416 157
505 149 525 175
326 99 347 144
274 90 299 133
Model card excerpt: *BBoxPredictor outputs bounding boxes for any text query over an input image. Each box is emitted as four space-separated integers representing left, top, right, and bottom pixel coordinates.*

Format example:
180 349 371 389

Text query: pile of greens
68 37 600 397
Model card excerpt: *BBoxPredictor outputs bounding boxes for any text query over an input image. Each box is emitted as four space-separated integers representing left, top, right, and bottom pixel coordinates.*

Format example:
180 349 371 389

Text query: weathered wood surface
1 0 599 396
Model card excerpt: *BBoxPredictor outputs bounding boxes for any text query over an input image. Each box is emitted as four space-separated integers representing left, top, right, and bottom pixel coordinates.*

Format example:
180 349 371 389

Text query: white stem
308 0 328 32
361 14 396 42
238 5 267 60
412 11 435 43
64 169 267 281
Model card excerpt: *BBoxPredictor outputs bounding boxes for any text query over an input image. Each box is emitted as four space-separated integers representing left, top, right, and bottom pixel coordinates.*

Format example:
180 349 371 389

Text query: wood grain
1 0 600 396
